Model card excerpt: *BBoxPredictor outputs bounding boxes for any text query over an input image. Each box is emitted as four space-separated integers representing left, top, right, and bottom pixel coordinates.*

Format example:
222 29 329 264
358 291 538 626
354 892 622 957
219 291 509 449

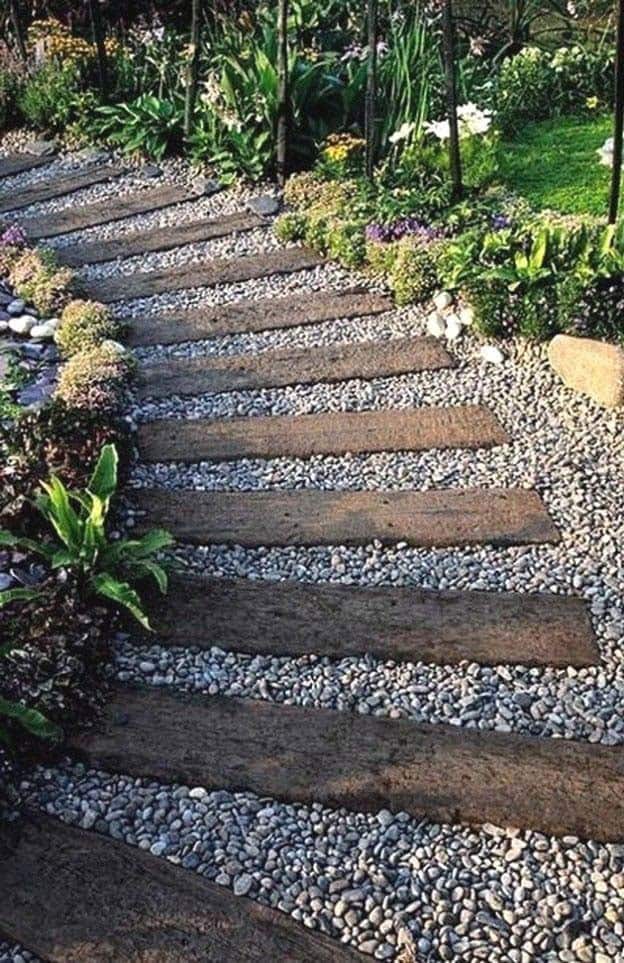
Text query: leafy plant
17 60 99 133
0 444 172 629
93 94 184 160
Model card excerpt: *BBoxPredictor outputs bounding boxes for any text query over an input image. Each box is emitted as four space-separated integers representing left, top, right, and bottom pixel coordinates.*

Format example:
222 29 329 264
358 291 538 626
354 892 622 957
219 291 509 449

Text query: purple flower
491 213 512 231
0 224 26 248
366 217 445 244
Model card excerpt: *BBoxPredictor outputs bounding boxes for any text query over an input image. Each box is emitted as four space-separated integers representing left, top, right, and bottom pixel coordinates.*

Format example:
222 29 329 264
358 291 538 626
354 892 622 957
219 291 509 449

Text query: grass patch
499 114 614 217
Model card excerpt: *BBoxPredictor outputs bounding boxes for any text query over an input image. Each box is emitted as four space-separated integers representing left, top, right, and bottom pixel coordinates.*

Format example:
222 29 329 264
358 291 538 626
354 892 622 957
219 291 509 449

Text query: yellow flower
586 96 599 110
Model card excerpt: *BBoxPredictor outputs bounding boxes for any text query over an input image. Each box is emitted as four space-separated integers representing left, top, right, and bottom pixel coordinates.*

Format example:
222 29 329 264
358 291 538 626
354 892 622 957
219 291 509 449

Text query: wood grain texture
147 574 599 667
137 335 454 399
0 813 364 963
138 405 509 462
57 210 263 266
127 289 394 346
0 153 51 178
69 686 624 841
133 487 560 548
0 163 125 214
21 183 218 240
86 247 324 303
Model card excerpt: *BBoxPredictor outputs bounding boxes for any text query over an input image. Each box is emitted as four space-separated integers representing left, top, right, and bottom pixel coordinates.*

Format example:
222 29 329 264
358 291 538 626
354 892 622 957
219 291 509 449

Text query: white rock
433 291 453 311
480 344 505 365
8 315 36 335
459 306 474 326
445 315 463 341
30 321 56 340
426 312 446 338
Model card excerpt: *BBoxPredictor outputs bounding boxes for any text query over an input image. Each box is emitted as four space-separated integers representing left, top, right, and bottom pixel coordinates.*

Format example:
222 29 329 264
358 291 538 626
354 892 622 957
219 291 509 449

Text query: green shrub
283 171 324 209
365 239 401 278
496 45 613 134
326 219 366 268
8 247 73 314
55 300 121 358
55 342 134 413
388 237 442 306
93 94 184 161
17 61 95 133
273 211 307 243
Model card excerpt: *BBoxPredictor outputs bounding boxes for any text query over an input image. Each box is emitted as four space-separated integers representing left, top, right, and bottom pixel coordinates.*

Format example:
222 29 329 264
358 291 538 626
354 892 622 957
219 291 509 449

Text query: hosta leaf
88 444 118 503
92 573 152 630
0 587 40 608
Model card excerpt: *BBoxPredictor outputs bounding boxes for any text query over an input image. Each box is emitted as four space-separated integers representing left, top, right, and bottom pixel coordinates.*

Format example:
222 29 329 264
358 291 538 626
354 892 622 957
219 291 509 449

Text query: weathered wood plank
0 163 126 214
148 574 599 668
21 182 219 240
138 405 509 463
0 813 364 963
69 686 624 841
127 288 394 346
0 153 51 178
57 210 263 267
86 247 324 303
133 487 560 548
137 335 454 399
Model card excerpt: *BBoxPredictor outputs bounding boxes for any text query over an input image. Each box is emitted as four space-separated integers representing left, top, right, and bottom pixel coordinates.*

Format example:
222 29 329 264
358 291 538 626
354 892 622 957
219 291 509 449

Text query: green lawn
499 114 614 217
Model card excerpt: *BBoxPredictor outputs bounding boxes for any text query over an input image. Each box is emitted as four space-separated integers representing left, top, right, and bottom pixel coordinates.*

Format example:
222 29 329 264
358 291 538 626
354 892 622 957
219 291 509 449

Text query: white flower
598 137 615 168
389 121 417 144
424 118 451 141
425 104 492 141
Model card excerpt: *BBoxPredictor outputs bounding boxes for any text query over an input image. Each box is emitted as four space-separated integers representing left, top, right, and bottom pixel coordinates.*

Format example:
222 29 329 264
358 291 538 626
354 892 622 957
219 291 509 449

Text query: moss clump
55 342 134 412
9 247 73 315
273 212 307 244
55 299 121 358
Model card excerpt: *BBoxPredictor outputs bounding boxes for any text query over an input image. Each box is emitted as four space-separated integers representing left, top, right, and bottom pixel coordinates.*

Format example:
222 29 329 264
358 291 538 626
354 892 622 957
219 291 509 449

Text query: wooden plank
0 163 126 214
137 335 454 399
0 813 364 963
148 574 599 668
0 153 51 178
21 182 219 240
86 247 325 303
127 289 394 347
133 487 560 548
69 686 624 842
56 210 262 266
138 405 509 462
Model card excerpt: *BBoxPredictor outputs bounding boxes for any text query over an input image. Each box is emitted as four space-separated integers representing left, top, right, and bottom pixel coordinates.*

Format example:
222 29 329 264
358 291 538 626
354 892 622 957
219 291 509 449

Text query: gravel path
3 153 624 963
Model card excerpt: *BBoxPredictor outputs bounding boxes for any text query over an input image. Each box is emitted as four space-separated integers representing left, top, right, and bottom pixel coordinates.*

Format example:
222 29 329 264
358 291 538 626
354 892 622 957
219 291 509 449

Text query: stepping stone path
137 334 454 398
69 686 624 843
134 487 559 548
0 162 125 214
148 574 599 667
0 152 52 178
0 155 609 960
1 814 364 962
127 288 394 346
138 405 509 462
21 181 220 240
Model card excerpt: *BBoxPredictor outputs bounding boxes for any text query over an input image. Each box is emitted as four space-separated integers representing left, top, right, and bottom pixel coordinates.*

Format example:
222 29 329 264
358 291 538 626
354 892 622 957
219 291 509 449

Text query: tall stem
365 0 378 180
442 0 463 202
88 0 109 100
9 0 27 63
184 0 202 137
276 0 289 187
609 0 624 224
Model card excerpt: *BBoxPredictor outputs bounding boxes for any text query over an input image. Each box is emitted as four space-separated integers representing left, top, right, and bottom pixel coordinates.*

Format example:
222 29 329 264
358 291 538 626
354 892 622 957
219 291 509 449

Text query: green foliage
496 44 613 135
499 114 613 217
55 342 134 413
0 445 172 629
326 218 367 268
273 211 307 243
388 237 442 306
18 61 99 133
55 300 121 358
93 94 184 161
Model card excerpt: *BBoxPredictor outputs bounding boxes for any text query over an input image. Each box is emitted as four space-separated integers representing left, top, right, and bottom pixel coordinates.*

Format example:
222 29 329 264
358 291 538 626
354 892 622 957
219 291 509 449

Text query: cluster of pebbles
2 147 624 962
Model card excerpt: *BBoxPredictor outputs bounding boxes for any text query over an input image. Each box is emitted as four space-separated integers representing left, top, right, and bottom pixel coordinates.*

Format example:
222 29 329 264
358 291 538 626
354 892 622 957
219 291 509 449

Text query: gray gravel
17 761 624 963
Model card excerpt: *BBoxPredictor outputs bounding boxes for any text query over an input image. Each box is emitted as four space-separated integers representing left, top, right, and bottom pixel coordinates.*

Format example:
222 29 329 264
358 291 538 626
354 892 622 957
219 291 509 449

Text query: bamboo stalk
277 0 289 187
441 0 463 202
609 0 624 224
184 0 202 138
88 0 109 100
365 0 378 180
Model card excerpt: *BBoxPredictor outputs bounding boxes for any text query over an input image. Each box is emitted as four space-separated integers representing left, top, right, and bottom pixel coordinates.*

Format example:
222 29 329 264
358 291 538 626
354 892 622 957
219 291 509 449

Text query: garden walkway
0 155 617 963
